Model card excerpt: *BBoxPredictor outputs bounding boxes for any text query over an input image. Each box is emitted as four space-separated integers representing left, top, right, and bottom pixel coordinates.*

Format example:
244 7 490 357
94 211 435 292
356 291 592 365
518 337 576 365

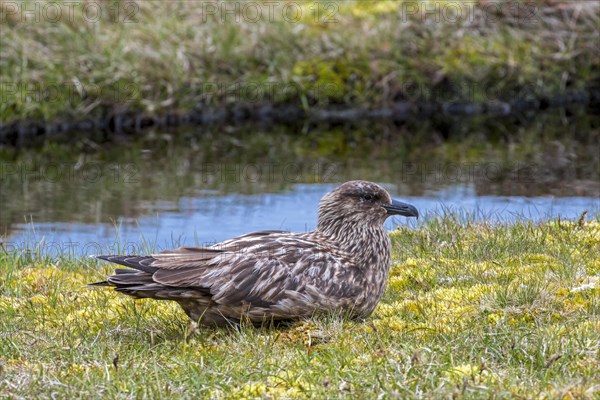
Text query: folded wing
94 231 360 319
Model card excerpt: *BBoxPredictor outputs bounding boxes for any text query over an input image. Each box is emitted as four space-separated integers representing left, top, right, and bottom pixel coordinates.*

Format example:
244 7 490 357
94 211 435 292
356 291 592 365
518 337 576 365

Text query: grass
1 0 599 123
0 216 599 398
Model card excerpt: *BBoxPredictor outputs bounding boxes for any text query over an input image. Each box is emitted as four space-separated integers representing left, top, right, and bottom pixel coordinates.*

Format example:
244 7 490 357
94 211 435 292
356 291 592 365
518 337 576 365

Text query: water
1 110 599 256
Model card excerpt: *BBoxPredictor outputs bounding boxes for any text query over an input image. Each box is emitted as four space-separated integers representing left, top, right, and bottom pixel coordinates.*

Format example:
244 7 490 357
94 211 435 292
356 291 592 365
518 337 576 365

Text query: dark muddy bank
1 90 599 147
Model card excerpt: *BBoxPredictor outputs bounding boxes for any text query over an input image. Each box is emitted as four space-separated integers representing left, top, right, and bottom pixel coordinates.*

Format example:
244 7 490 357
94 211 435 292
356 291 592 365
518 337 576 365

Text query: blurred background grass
1 0 598 123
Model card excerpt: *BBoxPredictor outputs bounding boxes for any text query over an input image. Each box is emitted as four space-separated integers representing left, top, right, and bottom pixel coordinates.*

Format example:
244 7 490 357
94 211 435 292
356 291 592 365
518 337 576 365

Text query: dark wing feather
213 230 289 249
232 230 289 239
149 247 223 269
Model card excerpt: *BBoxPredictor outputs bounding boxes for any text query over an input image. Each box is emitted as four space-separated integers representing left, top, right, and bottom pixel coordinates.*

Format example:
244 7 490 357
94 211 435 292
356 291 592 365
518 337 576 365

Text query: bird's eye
362 194 375 201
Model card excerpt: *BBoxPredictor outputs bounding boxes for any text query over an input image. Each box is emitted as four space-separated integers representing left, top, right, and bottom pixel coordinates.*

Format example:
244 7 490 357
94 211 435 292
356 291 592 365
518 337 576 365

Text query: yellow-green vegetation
1 0 598 122
1 216 599 398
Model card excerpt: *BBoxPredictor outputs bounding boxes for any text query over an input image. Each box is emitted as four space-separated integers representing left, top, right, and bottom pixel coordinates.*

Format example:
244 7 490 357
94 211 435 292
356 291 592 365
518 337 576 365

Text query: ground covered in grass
1 0 599 123
1 217 599 398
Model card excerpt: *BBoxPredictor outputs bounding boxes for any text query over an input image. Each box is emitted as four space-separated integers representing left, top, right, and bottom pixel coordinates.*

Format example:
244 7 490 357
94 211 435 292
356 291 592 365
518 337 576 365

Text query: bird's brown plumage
92 181 418 326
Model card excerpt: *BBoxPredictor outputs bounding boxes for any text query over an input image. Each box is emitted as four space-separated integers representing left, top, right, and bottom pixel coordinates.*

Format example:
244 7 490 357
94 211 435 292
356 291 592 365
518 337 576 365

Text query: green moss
292 58 370 105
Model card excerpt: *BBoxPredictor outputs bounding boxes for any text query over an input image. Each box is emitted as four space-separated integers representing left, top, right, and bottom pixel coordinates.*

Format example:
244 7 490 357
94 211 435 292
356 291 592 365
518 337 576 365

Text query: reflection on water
1 108 599 255
5 184 599 257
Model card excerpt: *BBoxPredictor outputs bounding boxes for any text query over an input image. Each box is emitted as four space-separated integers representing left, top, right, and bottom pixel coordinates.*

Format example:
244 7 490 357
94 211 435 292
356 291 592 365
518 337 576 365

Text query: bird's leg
185 319 199 342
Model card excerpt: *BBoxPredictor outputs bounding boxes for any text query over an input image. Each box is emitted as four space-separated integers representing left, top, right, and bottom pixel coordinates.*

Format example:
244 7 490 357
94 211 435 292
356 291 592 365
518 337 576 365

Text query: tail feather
93 255 159 297
116 284 165 292
107 271 154 287
93 254 212 302
115 268 137 274
96 255 158 274
88 281 111 287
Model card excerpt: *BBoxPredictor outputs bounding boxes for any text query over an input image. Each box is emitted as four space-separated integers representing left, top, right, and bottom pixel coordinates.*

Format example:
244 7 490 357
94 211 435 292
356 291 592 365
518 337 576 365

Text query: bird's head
317 181 419 233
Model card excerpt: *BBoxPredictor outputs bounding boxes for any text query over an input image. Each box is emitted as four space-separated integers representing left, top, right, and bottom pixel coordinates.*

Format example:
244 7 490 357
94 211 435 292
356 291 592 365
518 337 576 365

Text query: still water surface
1 110 599 255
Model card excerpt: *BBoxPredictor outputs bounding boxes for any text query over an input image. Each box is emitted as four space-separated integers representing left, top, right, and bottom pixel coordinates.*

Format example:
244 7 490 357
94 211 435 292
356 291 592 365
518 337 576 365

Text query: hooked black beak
383 199 419 219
